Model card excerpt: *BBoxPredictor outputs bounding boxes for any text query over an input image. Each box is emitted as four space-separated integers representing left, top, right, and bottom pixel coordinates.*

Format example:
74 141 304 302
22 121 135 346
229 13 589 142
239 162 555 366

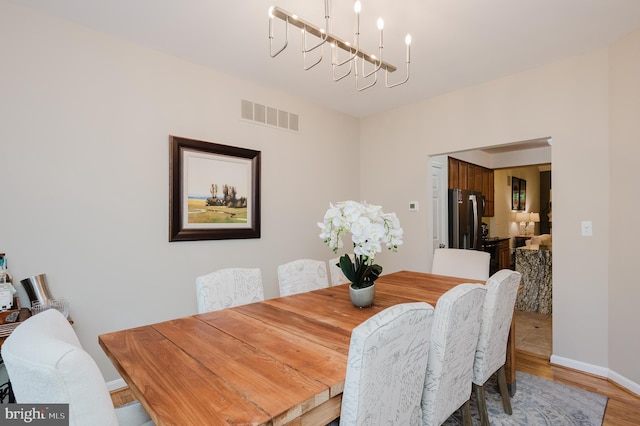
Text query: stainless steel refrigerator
448 188 485 250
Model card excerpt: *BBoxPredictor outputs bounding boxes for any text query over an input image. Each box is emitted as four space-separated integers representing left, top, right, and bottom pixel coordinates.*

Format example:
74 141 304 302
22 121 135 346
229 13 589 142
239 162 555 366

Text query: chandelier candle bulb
405 34 412 62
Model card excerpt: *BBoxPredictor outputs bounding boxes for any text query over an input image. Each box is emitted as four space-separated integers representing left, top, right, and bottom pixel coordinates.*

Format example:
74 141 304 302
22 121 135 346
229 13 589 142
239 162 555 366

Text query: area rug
443 371 608 425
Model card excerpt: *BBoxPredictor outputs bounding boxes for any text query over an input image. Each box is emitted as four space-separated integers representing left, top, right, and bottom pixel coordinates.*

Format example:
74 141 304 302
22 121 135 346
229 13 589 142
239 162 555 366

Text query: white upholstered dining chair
329 255 354 286
277 259 329 296
472 269 522 426
421 283 487 426
340 302 435 426
195 268 264 314
431 248 491 281
1 309 154 426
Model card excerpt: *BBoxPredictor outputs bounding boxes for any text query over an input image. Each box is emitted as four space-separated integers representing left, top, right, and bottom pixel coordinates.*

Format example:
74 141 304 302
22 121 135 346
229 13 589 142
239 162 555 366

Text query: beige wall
609 28 640 386
2 1 639 392
0 2 360 381
360 48 618 382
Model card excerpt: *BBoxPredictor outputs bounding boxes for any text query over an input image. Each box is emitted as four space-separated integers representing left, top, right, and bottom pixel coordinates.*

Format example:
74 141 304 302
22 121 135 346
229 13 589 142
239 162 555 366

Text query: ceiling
8 0 640 118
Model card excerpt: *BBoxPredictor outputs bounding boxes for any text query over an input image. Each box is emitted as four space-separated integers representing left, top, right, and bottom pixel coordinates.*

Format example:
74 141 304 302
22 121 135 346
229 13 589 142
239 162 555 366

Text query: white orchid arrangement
318 201 403 288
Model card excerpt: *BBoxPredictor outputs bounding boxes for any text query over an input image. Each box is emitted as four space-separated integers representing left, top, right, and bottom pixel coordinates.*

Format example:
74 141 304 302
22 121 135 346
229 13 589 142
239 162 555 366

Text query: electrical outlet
581 221 593 237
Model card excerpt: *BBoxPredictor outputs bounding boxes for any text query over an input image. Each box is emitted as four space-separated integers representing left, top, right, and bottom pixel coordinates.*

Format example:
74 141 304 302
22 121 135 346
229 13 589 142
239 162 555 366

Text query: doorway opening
430 137 552 360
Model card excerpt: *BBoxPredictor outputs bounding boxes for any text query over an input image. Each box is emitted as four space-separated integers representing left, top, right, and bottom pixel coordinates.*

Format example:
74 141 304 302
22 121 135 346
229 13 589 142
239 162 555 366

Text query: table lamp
527 212 540 235
515 212 530 235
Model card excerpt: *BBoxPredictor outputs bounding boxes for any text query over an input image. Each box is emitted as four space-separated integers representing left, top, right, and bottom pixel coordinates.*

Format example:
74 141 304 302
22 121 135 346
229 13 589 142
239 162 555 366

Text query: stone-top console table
515 247 552 314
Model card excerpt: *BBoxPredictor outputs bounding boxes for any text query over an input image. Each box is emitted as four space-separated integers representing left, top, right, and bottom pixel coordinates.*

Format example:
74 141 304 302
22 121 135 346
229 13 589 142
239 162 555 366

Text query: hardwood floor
112 351 640 425
110 386 137 408
514 310 552 358
515 350 640 425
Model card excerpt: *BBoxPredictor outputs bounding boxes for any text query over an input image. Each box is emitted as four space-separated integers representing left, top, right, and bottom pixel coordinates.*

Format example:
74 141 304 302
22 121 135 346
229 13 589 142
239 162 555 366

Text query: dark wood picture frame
518 178 527 210
511 176 527 210
169 135 261 241
511 176 520 210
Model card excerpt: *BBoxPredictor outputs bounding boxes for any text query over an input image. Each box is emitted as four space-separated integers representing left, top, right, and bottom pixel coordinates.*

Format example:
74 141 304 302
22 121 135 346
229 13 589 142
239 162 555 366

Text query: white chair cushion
115 403 155 426
421 283 487 426
277 259 329 296
195 268 264 313
340 302 435 426
329 255 353 286
473 269 522 384
432 248 490 281
1 309 153 426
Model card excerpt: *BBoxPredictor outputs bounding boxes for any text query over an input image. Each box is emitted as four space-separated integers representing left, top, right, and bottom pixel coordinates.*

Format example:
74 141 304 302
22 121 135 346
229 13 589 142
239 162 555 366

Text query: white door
431 157 448 252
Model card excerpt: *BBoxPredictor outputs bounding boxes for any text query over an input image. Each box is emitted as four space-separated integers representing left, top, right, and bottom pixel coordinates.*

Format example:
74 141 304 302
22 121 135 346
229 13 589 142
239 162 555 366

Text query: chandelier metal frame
268 1 411 91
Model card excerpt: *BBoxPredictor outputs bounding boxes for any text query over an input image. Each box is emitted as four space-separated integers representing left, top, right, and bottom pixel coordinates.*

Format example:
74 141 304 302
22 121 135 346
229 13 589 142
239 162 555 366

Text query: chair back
1 309 120 426
340 302 435 426
277 259 329 296
421 283 487 426
329 255 353 286
473 269 522 384
195 268 264 314
431 248 490 281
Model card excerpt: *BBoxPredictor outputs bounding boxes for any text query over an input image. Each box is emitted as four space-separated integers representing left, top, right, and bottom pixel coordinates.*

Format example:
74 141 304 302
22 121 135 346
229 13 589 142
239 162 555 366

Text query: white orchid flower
318 201 403 278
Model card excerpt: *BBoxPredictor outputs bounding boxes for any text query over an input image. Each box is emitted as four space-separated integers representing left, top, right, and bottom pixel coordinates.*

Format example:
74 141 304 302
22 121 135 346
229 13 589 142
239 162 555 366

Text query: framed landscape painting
169 136 261 241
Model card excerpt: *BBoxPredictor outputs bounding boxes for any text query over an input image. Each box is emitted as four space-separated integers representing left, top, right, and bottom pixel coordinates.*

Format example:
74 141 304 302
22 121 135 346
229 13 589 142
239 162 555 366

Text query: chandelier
268 1 411 91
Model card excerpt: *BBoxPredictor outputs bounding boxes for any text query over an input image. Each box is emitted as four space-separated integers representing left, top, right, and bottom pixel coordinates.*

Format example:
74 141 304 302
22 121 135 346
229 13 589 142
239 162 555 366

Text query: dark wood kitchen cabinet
448 157 495 217
448 157 467 189
483 238 512 274
498 239 511 270
482 168 494 217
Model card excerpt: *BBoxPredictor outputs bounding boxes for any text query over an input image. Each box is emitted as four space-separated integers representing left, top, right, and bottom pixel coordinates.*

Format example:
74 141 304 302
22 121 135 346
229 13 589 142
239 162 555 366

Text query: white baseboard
106 378 127 392
551 355 640 396
550 355 610 377
609 369 640 396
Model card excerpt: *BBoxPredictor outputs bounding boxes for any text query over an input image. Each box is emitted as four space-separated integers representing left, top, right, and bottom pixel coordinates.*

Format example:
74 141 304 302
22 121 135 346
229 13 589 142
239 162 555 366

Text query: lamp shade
515 212 530 223
530 213 540 222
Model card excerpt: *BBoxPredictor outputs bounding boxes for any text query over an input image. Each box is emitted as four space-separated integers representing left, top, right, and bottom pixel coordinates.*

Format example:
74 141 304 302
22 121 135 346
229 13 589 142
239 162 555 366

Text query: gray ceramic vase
349 283 375 308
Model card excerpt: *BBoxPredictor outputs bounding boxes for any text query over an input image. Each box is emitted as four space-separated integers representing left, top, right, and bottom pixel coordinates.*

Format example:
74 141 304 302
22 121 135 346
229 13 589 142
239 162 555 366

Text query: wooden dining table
99 270 516 426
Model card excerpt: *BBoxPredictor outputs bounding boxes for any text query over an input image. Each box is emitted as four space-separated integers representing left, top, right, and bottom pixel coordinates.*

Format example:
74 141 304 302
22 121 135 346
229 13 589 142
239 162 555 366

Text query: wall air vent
277 110 288 129
240 99 253 120
254 103 266 124
289 113 299 131
240 99 299 132
266 107 278 127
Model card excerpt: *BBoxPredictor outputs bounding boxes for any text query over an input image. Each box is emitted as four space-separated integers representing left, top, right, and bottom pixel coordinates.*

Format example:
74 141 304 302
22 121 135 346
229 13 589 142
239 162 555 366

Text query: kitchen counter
515 247 552 314
481 237 509 246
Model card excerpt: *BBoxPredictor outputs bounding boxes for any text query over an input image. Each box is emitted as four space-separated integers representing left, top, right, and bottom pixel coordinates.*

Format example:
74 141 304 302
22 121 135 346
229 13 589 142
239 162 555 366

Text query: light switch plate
409 201 419 211
581 221 593 237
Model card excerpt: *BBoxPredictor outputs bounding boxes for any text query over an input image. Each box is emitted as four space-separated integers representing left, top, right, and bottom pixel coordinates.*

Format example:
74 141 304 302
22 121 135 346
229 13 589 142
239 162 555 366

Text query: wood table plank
199 309 348 396
99 326 270 426
322 284 414 307
151 316 329 425
262 290 391 330
232 302 352 355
